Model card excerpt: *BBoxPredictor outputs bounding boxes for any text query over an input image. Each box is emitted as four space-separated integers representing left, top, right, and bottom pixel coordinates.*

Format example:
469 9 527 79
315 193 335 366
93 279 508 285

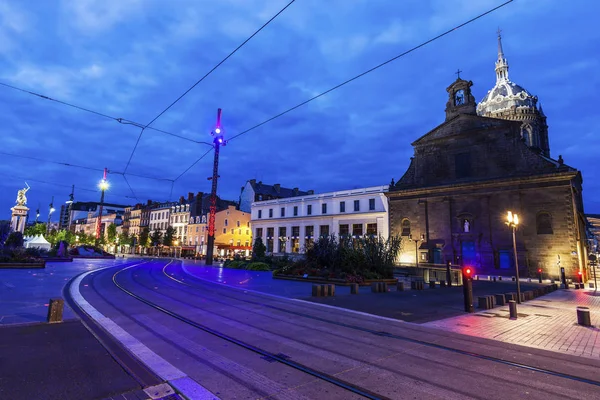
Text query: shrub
252 238 266 261
4 232 24 248
246 262 270 271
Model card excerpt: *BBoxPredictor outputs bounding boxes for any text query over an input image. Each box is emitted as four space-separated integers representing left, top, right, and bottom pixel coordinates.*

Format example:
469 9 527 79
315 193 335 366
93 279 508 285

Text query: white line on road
70 261 220 400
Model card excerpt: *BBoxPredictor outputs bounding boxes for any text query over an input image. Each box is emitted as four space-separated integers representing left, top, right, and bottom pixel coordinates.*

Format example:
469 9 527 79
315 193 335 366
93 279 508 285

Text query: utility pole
96 168 109 240
206 109 225 265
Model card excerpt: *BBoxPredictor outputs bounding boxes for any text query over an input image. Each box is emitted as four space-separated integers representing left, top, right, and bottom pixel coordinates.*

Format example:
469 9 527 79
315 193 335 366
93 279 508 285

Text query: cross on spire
496 27 502 37
455 69 462 79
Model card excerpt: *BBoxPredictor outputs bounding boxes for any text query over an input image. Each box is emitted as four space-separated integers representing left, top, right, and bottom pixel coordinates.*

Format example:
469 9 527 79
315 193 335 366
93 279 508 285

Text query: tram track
160 262 600 389
109 260 389 400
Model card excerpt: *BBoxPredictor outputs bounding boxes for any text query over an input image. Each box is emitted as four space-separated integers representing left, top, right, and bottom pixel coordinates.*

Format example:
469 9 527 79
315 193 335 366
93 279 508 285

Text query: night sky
1 0 598 223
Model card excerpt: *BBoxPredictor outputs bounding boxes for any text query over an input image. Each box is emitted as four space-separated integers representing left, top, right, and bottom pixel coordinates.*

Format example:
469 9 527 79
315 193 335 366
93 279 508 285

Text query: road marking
70 262 220 400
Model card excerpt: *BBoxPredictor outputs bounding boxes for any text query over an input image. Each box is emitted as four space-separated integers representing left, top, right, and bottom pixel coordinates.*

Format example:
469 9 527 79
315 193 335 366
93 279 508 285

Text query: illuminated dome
477 80 538 114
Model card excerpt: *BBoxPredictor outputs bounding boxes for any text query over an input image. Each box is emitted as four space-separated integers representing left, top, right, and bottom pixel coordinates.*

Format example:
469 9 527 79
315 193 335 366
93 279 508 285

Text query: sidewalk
424 287 600 359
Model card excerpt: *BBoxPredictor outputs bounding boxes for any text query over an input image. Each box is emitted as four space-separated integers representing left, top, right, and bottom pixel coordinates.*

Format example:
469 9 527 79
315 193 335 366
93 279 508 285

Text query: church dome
477 80 538 115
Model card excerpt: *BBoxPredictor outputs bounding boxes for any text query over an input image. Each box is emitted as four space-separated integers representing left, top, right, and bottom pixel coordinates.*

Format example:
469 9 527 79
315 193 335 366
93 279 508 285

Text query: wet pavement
0 257 138 325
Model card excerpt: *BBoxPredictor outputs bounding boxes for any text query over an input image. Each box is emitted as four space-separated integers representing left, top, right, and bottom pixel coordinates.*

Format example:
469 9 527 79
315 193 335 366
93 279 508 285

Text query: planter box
273 274 397 286
0 261 46 269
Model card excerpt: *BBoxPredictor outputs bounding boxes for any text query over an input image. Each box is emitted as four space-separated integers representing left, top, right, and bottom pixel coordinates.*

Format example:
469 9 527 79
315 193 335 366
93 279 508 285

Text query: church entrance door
461 241 476 267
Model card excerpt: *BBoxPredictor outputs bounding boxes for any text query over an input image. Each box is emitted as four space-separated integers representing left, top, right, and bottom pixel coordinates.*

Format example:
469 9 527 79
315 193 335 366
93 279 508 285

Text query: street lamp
47 196 55 234
409 234 425 269
206 108 226 266
506 211 522 304
96 168 109 241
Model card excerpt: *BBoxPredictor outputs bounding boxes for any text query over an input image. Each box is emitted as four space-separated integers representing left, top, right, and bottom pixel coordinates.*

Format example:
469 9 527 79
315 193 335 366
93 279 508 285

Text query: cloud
61 0 143 34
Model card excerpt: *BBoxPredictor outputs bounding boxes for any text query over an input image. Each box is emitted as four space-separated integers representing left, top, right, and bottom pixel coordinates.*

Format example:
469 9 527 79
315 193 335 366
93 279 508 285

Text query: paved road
76 259 600 400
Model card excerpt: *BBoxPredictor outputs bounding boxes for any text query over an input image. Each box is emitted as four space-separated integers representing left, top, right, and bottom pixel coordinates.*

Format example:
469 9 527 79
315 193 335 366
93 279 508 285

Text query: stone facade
387 76 587 280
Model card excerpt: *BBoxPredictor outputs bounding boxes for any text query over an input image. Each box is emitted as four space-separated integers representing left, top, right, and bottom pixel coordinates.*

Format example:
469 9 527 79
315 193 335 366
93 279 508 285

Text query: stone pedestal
10 205 29 234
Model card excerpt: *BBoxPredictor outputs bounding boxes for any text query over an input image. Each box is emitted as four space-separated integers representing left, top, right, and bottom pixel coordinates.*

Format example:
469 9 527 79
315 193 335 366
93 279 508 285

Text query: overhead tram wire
226 0 514 143
173 147 214 182
0 151 174 183
0 81 212 146
121 174 139 202
122 0 297 174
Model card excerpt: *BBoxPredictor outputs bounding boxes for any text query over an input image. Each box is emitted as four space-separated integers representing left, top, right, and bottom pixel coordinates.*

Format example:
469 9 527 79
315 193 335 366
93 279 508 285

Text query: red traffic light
463 267 473 277
578 271 582 275
538 268 542 273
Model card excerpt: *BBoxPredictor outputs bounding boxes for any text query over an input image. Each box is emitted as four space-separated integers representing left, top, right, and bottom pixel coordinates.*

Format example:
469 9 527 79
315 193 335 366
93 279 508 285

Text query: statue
463 219 470 233
15 183 31 206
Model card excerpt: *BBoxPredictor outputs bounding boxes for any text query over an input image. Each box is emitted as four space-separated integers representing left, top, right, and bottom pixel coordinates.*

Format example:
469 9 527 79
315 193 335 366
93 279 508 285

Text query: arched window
401 219 411 236
536 212 553 235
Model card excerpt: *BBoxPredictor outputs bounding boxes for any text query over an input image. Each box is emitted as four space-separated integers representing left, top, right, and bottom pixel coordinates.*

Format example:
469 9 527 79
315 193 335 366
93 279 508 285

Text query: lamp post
206 108 226 266
409 234 424 268
506 211 522 304
47 196 55 234
96 168 109 241
64 184 75 230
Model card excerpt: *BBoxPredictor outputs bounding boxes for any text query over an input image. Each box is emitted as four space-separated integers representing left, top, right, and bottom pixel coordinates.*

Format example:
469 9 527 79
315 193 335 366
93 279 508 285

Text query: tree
106 224 117 244
5 231 24 248
150 230 162 247
118 232 131 246
48 229 75 246
24 223 47 237
252 237 266 261
139 227 150 248
163 226 175 247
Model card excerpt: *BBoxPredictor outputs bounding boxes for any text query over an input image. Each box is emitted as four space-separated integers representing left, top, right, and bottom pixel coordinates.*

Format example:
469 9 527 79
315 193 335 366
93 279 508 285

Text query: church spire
495 28 509 82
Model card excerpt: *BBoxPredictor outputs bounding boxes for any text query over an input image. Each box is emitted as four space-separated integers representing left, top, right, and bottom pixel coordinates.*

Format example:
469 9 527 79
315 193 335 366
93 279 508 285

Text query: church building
387 33 588 280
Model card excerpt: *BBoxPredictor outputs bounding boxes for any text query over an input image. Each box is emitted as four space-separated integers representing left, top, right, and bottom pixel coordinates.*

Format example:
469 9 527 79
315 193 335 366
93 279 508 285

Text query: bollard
312 284 323 297
379 282 388 293
439 280 446 287
505 293 516 302
508 300 517 319
47 298 64 324
478 296 490 309
327 284 336 296
495 294 506 306
350 283 359 294
512 276 516 281
429 280 436 289
493 277 497 282
498 276 503 281
576 307 591 327
371 282 379 293
396 282 404 291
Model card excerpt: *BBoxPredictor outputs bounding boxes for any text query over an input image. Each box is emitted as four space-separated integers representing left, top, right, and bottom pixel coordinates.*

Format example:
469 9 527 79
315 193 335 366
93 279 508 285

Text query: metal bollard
576 307 591 327
371 282 379 293
508 300 517 319
439 280 446 287
429 280 436 289
495 294 506 306
350 283 359 294
396 281 404 291
312 284 323 297
47 298 64 324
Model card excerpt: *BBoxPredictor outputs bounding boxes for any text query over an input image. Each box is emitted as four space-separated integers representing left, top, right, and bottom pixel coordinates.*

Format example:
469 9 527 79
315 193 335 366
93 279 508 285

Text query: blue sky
1 0 599 222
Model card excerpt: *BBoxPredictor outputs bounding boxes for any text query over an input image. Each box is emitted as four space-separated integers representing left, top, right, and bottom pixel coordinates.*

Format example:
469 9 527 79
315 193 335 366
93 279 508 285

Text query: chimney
249 179 256 185
240 186 245 193
196 191 204 199
558 155 564 165
188 192 194 202
179 196 185 204
274 184 281 193
293 187 299 196
307 190 314 195
147 199 152 206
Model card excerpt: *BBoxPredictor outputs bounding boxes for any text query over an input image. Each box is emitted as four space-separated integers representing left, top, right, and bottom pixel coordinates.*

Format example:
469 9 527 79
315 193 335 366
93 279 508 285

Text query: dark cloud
1 0 599 221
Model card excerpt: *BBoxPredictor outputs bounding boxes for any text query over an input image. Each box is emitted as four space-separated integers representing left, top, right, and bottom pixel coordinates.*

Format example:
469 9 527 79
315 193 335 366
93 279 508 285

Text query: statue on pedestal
16 183 30 206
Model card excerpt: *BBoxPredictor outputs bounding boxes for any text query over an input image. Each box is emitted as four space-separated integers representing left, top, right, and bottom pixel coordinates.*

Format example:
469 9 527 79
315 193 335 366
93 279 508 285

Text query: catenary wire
0 151 174 182
122 174 139 201
173 147 213 182
227 0 514 143
122 0 297 174
0 81 212 146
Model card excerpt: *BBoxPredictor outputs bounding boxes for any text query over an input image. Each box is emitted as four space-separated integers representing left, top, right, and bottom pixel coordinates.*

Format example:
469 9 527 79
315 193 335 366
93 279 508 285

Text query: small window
258 194 263 201
354 200 360 212
258 210 262 219
223 228 226 234
366 223 377 235
305 226 314 237
281 207 285 217
339 224 349 236
224 219 228 226
269 209 273 218
369 198 375 211
352 224 363 236
537 212 553 235
293 206 298 216
256 228 263 238
231 229 234 234
237 221 240 227
401 219 411 236
340 201 346 213
322 203 327 214
307 205 312 215
320 225 329 237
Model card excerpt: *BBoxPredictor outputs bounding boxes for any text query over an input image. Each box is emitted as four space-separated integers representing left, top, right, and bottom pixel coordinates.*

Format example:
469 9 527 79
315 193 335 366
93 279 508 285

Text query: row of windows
399 212 555 236
224 219 250 227
255 223 377 239
222 228 251 235
257 198 377 219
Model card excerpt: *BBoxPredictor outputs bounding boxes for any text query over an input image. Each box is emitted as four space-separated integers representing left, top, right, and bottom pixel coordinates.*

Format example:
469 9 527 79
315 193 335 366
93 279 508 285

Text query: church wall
389 177 582 279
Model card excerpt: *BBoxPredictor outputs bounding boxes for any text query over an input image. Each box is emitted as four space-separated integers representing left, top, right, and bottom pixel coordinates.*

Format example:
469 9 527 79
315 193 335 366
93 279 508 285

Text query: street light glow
99 179 109 191
215 127 221 134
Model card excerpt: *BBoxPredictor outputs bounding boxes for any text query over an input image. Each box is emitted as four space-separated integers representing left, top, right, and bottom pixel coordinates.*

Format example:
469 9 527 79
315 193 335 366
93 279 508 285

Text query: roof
248 179 311 198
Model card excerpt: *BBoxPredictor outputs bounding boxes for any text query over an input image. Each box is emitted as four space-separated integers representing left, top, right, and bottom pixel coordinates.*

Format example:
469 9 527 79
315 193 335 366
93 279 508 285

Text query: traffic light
462 266 474 280
578 270 583 283
538 268 542 283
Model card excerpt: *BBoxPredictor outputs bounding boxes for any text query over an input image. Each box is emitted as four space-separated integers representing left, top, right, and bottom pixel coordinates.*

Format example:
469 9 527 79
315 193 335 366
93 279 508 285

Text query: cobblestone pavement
424 287 600 359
